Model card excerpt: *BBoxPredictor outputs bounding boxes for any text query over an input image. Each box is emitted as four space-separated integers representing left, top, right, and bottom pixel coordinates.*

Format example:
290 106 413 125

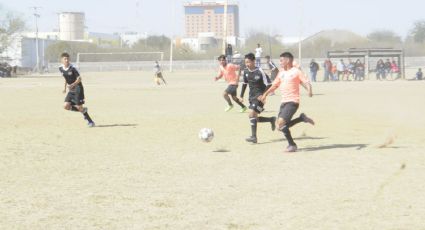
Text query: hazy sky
1 0 424 38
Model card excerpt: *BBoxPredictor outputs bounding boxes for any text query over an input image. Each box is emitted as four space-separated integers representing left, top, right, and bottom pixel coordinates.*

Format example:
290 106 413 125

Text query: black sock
232 96 246 108
225 97 232 106
288 117 303 127
282 125 296 146
250 118 257 137
258 116 273 122
70 106 79 112
83 112 93 123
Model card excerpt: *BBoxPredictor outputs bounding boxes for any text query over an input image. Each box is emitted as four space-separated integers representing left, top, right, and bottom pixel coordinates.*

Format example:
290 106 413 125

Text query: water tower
59 12 85 41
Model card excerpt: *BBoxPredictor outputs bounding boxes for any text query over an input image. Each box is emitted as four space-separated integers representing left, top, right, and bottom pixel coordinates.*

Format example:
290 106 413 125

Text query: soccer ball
198 128 214 142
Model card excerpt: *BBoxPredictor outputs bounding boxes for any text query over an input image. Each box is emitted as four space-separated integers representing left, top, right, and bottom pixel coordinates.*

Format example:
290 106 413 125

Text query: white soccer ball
198 128 214 142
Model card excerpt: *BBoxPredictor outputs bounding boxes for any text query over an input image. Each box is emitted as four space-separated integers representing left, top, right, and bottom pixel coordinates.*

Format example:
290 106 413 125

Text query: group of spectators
375 58 400 80
309 58 366 82
225 44 423 82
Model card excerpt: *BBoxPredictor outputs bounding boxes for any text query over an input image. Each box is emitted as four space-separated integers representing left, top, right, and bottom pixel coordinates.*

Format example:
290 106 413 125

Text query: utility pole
30 6 41 73
222 0 228 54
298 0 303 68
169 0 176 72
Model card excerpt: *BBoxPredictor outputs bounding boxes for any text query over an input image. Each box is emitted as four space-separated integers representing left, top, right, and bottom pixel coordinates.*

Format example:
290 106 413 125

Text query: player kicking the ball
214 55 247 112
59 52 95 127
240 53 276 143
260 52 315 152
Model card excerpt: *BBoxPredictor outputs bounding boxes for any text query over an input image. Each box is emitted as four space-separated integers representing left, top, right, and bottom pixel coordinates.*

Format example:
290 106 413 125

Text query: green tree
46 41 99 62
367 30 401 43
242 31 285 57
0 6 25 54
133 35 171 51
410 20 425 43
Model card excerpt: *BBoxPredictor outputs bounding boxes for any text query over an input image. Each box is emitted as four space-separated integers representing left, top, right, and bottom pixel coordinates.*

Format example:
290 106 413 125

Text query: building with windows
184 1 239 38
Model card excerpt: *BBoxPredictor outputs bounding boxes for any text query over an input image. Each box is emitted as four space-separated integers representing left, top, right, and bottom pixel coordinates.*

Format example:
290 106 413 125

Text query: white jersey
255 47 263 58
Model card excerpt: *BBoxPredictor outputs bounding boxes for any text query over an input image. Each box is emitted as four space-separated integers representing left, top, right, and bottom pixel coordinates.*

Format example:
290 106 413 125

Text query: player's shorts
249 98 265 113
156 72 163 79
224 84 238 96
65 85 85 105
278 102 299 122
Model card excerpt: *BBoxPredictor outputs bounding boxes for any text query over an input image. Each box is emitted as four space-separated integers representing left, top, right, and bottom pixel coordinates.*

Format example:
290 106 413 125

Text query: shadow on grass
300 144 368 151
94 124 138 128
257 136 327 145
213 148 231 153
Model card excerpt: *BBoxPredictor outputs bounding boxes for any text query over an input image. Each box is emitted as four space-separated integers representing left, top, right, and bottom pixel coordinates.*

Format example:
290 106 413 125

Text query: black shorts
65 85 85 105
155 72 164 79
278 102 299 122
225 85 238 96
249 98 265 113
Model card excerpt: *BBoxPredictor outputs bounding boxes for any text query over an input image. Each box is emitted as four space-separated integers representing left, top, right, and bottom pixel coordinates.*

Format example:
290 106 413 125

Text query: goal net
75 52 164 72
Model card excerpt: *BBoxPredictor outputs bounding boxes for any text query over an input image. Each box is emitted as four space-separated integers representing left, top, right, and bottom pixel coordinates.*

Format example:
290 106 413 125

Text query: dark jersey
59 65 82 86
241 67 271 99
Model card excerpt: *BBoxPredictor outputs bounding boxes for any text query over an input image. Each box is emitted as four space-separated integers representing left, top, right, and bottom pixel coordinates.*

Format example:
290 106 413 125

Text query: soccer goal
75 51 164 72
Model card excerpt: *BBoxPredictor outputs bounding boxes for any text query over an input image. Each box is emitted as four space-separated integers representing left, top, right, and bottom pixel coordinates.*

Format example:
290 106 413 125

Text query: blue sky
1 0 424 38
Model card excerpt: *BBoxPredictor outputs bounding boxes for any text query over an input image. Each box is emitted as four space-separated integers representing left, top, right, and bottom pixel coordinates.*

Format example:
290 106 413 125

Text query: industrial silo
59 12 85 41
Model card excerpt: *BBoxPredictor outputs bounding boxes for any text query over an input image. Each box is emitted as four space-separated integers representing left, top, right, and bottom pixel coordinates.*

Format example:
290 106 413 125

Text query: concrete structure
119 32 148 47
0 35 57 69
184 1 239 38
87 32 120 48
59 12 85 41
22 31 60 41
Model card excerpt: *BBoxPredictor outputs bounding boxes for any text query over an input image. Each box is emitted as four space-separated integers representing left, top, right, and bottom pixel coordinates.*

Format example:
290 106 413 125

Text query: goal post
75 51 164 71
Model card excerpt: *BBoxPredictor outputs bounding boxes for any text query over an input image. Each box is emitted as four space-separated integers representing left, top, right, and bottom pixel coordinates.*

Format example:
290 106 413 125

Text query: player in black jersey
240 53 276 143
59 52 95 127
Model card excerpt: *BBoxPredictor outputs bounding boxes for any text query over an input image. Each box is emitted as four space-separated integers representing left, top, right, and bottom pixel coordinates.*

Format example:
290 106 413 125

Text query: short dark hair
61 52 70 58
217 55 226 61
244 53 255 61
280 52 294 61
265 55 271 59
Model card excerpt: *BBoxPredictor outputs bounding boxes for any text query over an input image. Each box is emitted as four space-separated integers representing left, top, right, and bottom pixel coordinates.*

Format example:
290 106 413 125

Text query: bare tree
0 6 25 54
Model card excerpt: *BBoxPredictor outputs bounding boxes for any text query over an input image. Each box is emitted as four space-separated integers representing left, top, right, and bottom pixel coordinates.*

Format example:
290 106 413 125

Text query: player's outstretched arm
214 73 223 81
240 83 247 100
260 83 278 103
70 76 82 88
301 82 313 97
63 80 67 93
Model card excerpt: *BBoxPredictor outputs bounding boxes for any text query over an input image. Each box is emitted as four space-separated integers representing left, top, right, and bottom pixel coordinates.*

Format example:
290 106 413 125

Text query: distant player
255 43 263 67
214 55 247 112
240 53 276 143
59 52 95 127
260 52 314 152
154 61 167 85
265 55 279 81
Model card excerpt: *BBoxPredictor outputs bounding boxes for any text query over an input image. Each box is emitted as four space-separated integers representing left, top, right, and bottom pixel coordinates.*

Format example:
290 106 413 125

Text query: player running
260 52 315 152
59 52 95 127
240 53 276 144
154 61 167 85
214 55 247 112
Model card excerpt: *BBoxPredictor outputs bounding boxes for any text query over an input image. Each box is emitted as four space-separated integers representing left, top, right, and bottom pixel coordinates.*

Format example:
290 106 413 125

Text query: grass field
1 70 425 229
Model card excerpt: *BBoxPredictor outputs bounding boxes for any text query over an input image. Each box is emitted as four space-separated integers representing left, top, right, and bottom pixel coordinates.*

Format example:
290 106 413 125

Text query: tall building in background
184 1 239 38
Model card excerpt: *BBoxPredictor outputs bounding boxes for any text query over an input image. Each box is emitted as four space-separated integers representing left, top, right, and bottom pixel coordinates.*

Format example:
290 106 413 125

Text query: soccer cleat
88 121 95 127
245 136 257 143
285 145 298 153
300 113 315 125
224 105 234 112
271 116 277 131
240 107 247 113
